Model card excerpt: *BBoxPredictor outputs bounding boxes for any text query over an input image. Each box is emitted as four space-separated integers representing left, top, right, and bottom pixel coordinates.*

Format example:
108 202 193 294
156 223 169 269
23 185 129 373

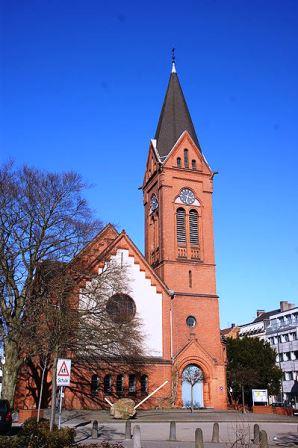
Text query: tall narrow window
177 157 181 168
189 270 192 288
140 375 148 394
104 374 112 395
184 149 189 168
176 208 186 244
192 159 196 170
91 374 99 397
189 209 199 245
116 374 124 396
129 374 136 394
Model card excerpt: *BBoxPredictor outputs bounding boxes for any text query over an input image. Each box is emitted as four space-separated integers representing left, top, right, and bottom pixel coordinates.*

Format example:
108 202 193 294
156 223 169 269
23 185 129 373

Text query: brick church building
18 60 227 411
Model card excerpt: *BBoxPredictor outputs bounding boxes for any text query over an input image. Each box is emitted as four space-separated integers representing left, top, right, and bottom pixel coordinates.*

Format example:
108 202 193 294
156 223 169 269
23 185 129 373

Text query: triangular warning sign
58 361 69 377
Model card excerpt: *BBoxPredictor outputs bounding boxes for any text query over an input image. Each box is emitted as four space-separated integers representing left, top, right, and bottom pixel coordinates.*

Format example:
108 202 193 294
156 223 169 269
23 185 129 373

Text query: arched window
140 374 148 394
184 149 189 168
91 374 99 397
116 374 124 396
104 374 112 395
189 209 199 245
129 374 136 394
176 208 186 244
192 159 196 170
177 157 181 168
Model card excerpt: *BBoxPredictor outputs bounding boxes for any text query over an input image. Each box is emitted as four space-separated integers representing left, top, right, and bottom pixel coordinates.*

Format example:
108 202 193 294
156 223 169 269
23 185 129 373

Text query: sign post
56 359 71 429
252 389 268 406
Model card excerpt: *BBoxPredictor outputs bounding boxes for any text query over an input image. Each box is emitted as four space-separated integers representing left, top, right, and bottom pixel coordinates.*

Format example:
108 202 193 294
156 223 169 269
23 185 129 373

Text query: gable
109 248 163 356
72 224 119 270
163 131 212 175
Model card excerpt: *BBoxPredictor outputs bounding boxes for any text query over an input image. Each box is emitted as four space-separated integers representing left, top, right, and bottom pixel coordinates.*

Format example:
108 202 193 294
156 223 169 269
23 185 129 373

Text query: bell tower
143 59 216 296
142 58 227 410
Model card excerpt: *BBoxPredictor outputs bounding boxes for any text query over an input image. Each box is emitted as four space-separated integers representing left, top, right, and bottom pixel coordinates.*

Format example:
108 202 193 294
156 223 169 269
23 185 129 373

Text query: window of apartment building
282 333 289 342
285 371 294 381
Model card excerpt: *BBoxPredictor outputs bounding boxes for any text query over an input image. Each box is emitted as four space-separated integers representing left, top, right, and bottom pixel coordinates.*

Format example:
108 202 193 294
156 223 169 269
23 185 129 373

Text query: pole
58 386 64 430
37 360 47 423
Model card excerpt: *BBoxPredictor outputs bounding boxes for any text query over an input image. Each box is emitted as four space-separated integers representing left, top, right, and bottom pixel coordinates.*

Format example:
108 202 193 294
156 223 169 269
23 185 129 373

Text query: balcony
191 246 200 260
177 246 187 258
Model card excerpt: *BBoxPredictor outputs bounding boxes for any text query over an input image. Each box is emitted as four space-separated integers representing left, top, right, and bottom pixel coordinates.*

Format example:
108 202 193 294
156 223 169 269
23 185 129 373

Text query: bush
80 444 124 448
1 417 76 448
0 436 19 448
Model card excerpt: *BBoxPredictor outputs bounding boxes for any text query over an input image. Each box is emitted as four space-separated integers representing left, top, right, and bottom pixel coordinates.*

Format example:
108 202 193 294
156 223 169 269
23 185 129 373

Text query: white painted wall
109 249 163 357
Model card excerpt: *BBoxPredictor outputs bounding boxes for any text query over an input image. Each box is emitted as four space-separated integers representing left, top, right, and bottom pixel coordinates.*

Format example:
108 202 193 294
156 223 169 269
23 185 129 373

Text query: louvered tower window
176 208 186 244
189 209 199 245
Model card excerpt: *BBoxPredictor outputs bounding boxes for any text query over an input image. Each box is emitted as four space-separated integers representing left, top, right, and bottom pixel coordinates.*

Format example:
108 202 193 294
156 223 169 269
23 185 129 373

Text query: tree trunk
1 340 21 407
241 385 246 414
190 384 194 412
50 356 58 431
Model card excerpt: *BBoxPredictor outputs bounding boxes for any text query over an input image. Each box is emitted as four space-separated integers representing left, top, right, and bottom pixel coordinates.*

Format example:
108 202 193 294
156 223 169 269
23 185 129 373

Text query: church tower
142 58 227 409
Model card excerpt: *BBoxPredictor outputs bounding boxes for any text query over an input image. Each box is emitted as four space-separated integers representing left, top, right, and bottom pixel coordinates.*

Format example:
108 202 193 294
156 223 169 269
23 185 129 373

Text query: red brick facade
15 66 227 412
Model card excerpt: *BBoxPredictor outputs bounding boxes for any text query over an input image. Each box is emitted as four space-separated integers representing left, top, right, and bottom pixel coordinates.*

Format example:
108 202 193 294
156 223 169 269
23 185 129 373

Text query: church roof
154 66 201 159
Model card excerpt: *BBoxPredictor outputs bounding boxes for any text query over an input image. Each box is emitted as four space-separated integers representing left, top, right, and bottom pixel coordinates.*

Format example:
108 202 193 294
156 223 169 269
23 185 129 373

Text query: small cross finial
171 47 176 73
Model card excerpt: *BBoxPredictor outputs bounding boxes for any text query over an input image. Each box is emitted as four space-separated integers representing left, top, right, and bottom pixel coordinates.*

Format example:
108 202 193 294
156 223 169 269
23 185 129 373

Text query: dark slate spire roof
154 67 201 159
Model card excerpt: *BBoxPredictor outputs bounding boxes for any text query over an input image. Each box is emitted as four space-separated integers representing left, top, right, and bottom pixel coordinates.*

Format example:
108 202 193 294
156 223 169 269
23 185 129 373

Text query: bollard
211 422 219 443
253 424 260 444
91 420 98 439
169 421 176 441
195 428 204 448
133 424 141 448
259 430 268 448
125 420 132 439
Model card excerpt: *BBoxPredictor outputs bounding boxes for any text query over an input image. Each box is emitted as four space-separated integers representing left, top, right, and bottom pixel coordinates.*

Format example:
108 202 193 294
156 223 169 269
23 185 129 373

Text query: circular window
186 316 197 327
106 293 136 324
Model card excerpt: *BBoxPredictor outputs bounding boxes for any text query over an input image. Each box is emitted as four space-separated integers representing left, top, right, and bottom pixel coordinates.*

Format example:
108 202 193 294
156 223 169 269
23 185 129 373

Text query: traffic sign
57 359 71 386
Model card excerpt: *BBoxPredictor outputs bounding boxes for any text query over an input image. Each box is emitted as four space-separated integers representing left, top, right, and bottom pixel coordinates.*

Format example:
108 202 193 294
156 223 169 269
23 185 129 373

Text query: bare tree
20 257 144 429
0 162 101 404
182 364 203 411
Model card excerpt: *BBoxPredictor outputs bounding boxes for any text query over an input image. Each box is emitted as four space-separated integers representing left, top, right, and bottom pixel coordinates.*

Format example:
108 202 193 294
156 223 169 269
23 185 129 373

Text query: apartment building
224 301 298 405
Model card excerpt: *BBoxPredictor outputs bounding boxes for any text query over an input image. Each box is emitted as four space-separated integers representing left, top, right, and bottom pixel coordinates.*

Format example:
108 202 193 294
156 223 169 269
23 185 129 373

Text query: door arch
182 364 204 409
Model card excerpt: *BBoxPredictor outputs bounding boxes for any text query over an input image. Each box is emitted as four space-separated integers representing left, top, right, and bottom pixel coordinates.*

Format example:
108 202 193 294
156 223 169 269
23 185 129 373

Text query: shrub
0 436 19 448
16 417 75 448
80 444 124 448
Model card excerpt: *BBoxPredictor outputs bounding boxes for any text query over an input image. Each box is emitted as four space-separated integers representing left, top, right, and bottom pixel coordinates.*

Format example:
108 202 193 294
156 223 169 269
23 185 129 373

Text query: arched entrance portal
182 364 204 409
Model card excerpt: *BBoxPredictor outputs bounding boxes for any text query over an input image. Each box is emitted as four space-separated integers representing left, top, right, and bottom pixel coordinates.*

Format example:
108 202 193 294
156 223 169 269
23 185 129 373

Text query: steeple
154 58 201 159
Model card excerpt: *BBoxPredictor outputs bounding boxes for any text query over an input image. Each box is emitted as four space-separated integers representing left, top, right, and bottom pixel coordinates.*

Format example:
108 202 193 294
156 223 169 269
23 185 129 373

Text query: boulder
110 398 136 420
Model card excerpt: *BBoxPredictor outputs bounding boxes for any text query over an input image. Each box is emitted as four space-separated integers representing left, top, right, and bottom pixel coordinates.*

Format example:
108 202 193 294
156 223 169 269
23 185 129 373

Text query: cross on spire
171 47 176 73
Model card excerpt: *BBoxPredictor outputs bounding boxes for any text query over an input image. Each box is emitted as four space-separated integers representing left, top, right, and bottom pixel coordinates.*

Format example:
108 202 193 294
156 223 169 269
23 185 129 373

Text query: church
18 60 227 411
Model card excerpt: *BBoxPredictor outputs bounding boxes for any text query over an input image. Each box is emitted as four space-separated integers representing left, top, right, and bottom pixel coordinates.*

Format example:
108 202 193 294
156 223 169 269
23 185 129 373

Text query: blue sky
1 0 297 328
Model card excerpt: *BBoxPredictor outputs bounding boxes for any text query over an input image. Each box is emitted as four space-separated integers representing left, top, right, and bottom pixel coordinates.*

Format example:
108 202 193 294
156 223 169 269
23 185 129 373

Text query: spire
154 55 201 159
